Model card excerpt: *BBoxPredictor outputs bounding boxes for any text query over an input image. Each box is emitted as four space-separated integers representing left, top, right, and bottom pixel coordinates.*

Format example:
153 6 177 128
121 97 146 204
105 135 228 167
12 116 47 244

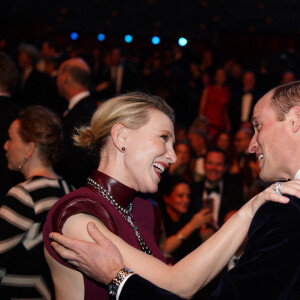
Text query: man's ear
111 124 128 152
289 106 300 133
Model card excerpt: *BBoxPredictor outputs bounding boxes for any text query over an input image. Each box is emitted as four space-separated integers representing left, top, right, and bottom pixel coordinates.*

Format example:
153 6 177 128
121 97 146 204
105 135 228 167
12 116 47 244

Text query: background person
198 68 230 138
167 141 194 183
0 106 74 300
0 51 22 199
55 57 97 188
159 176 212 262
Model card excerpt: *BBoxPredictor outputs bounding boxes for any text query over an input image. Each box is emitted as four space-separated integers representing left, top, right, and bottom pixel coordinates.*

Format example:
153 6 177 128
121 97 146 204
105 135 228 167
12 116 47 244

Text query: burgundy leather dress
43 170 166 300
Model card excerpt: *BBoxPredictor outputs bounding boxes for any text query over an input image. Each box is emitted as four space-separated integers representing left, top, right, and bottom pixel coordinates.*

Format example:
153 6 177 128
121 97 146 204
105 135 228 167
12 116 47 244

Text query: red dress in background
202 85 230 137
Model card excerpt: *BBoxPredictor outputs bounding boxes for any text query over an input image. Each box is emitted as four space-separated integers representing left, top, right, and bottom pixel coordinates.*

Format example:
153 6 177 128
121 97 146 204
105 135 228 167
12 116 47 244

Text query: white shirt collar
68 90 90 111
294 169 300 179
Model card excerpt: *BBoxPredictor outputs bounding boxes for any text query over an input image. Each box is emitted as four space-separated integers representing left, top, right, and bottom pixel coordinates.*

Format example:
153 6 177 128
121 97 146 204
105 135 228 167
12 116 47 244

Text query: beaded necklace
87 177 153 255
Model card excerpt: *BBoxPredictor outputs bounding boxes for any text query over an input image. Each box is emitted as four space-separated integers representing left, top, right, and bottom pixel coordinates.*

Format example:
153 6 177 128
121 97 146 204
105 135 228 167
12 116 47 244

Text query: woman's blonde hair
73 92 175 158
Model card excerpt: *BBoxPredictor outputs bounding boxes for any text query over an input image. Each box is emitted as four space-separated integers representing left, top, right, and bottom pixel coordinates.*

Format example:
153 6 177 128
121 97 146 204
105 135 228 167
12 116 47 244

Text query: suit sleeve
119 274 186 300
211 198 300 300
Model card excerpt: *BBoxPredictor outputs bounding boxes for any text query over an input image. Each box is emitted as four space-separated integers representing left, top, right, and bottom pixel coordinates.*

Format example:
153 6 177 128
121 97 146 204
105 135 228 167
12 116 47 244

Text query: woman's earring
18 157 27 170
121 147 125 152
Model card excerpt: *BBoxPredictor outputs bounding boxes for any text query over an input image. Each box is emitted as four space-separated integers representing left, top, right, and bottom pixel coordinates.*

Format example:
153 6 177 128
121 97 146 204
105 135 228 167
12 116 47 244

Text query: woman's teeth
153 162 165 174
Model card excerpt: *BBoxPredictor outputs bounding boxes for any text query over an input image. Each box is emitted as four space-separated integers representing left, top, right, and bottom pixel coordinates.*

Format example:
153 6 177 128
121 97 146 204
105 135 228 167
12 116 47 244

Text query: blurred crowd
0 37 299 299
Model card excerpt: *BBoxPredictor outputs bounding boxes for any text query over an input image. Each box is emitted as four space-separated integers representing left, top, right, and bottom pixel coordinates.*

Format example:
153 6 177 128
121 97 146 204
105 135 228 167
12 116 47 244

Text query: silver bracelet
108 267 134 296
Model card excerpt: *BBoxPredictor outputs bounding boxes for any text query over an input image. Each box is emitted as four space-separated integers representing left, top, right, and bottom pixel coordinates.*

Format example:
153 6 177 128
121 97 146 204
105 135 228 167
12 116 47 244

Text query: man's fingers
87 222 107 245
50 240 78 260
49 232 83 250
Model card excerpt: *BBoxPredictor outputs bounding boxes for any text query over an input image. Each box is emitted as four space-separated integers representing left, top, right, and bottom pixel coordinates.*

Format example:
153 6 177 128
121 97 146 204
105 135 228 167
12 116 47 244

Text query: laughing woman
44 92 177 299
44 92 292 300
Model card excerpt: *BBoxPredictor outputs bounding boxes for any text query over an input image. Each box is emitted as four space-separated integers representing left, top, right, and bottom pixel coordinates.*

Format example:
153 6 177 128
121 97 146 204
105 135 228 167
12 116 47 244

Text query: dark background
2 0 300 60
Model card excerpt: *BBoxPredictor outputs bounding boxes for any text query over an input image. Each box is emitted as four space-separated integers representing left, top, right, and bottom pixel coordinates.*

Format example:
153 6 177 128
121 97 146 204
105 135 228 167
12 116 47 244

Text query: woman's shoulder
46 186 118 234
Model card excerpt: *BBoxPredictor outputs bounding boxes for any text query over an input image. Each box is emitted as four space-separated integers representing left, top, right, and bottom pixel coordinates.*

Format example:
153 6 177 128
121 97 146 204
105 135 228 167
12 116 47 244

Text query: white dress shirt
64 90 90 117
294 169 300 179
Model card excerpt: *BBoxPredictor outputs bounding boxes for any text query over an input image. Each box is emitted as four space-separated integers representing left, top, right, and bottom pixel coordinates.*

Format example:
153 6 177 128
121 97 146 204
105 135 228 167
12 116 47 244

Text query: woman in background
168 141 194 183
199 68 230 138
160 176 211 261
0 106 73 300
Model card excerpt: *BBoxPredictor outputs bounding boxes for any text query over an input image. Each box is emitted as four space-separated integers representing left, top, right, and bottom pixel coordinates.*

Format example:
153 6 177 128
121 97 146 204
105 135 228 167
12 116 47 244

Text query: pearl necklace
87 177 153 255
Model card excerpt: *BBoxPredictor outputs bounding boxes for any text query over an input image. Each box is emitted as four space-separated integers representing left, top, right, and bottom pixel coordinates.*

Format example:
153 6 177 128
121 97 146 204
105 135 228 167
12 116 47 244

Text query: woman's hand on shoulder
246 179 300 219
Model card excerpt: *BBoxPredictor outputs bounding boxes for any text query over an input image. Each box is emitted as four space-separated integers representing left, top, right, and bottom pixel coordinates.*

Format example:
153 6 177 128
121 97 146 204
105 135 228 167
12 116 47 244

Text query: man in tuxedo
0 51 22 199
229 71 262 135
94 47 138 101
189 148 243 230
14 43 57 108
231 128 257 190
49 81 300 299
55 57 97 187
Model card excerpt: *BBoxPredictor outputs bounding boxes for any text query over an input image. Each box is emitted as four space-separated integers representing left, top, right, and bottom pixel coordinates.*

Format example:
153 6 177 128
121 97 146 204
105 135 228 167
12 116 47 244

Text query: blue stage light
97 33 106 42
178 37 188 47
124 34 133 43
152 36 160 45
70 32 78 40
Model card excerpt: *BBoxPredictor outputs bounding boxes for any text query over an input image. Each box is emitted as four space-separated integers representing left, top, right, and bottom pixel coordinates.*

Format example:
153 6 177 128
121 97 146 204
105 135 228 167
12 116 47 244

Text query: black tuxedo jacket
189 178 244 226
14 69 57 108
119 196 300 300
95 62 139 101
211 195 300 299
55 95 97 188
229 88 262 134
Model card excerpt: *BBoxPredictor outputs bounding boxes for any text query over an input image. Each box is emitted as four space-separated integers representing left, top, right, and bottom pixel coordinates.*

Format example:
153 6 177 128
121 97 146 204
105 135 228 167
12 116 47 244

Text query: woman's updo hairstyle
18 105 63 165
73 92 175 158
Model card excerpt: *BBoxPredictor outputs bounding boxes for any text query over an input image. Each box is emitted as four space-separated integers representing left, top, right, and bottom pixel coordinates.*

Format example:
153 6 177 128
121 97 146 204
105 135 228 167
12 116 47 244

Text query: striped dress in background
0 176 74 300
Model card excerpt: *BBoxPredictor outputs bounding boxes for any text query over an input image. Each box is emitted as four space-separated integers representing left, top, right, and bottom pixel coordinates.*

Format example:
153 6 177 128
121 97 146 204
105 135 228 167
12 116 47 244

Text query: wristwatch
108 267 134 296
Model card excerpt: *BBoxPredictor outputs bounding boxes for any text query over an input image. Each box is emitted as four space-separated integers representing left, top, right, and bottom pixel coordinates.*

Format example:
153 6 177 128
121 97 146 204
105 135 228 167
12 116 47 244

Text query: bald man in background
55 58 97 188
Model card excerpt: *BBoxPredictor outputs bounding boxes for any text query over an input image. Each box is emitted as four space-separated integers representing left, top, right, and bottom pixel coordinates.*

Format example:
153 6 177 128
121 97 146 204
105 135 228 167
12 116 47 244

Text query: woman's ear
111 124 128 152
26 141 36 159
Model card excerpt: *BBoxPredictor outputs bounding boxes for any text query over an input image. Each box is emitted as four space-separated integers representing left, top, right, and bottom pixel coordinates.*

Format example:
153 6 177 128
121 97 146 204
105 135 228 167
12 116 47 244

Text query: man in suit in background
229 71 262 135
94 46 138 102
55 57 97 188
14 43 57 109
189 148 243 231
0 51 22 199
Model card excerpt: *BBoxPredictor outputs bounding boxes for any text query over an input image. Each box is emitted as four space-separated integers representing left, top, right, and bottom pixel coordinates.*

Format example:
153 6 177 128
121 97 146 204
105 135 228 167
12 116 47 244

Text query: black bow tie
205 185 220 195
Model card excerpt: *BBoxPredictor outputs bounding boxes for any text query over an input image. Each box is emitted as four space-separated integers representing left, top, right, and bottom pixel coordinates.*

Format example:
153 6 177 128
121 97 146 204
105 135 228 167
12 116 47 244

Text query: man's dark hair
18 43 40 66
205 147 228 165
